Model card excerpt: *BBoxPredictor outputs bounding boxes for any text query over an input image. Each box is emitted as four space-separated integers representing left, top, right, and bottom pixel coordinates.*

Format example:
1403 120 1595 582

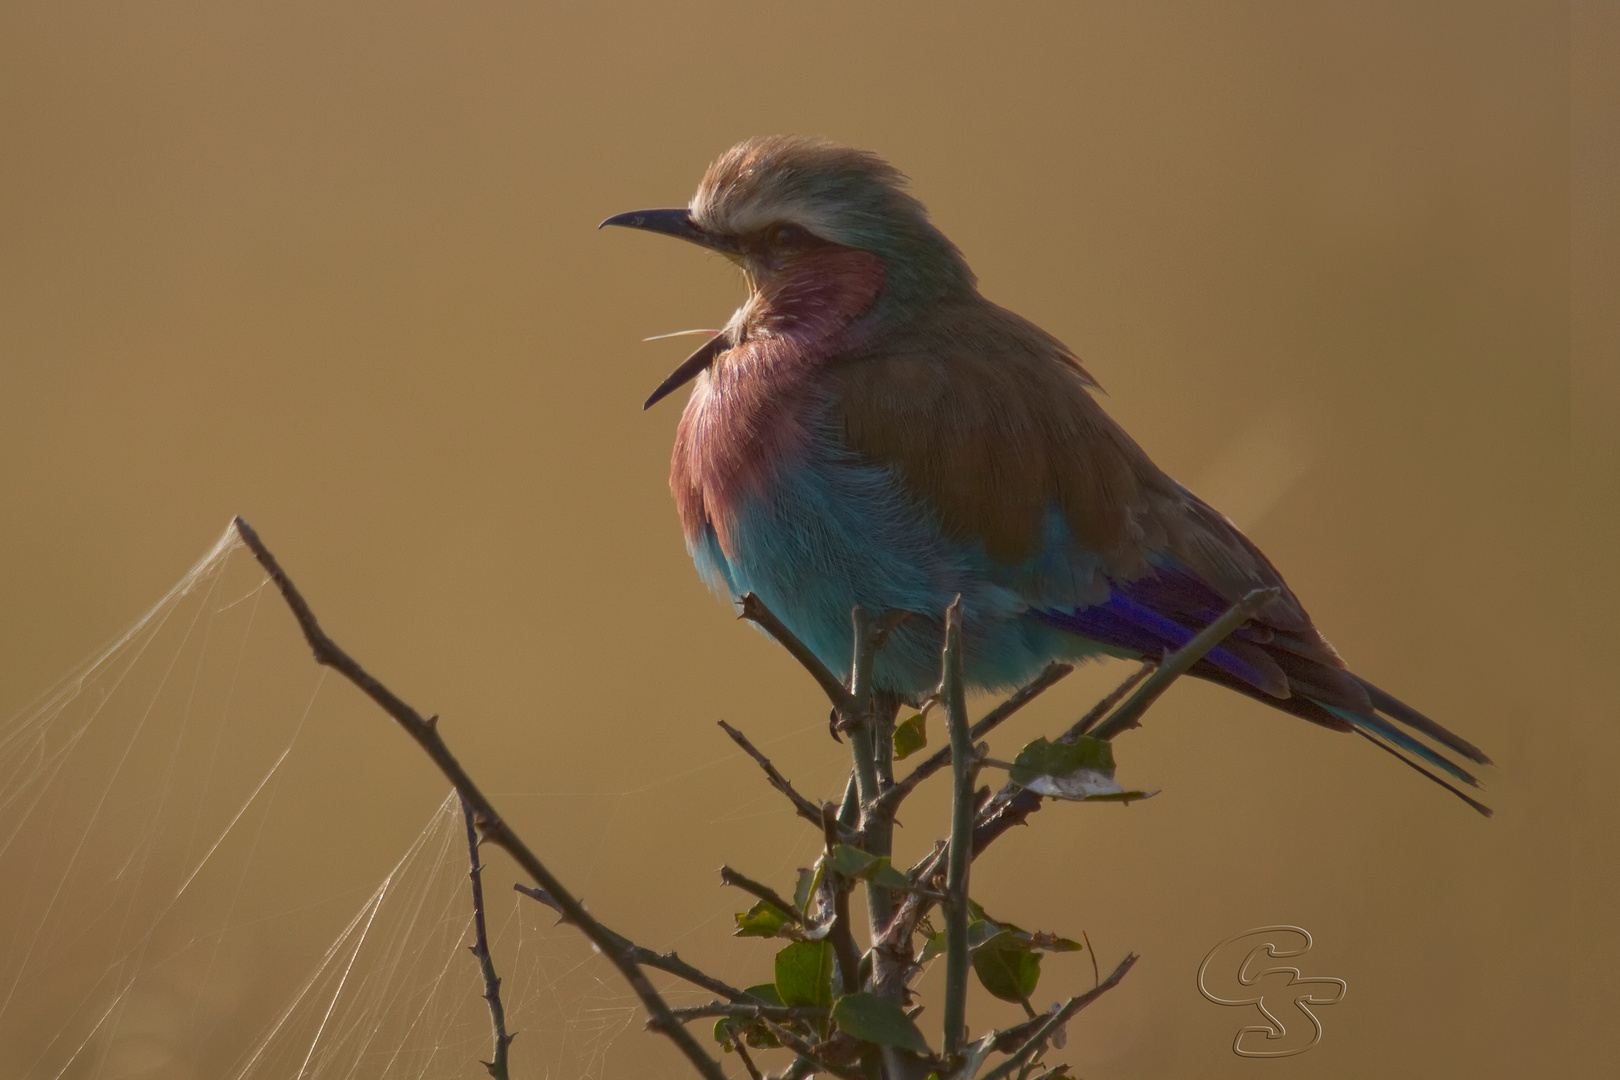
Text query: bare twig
846 608 896 957
232 518 729 1080
732 1040 766 1080
738 592 856 712
718 720 855 840
512 883 753 1003
1087 588 1280 742
760 1021 867 1080
720 865 802 923
1026 1065 1071 1080
877 662 1073 817
669 1002 831 1023
940 598 974 1056
1064 662 1153 740
461 795 514 1080
821 804 864 996
979 953 1139 1080
968 592 1282 859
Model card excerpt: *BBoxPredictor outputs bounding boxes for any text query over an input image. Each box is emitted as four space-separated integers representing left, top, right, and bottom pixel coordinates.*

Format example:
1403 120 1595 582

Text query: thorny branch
721 865 803 924
979 953 1139 1080
970 587 1281 858
512 883 753 1004
759 1021 867 1080
1064 662 1152 739
821 803 865 997
243 518 1242 1080
670 1003 831 1023
461 795 514 1080
940 599 975 1057
1086 588 1279 742
233 518 731 1080
873 660 1074 818
717 719 856 841
738 591 857 713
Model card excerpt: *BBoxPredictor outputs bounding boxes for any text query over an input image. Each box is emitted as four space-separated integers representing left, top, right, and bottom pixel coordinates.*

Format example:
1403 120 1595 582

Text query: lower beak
599 208 739 255
643 333 729 410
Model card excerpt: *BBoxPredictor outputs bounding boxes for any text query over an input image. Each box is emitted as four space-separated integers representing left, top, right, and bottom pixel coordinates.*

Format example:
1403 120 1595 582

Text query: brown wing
826 296 1370 708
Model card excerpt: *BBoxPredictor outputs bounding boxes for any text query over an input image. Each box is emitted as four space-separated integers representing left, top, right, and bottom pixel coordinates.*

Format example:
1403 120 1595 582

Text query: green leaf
793 865 821 914
827 845 911 890
971 930 1042 1004
965 919 1004 950
832 992 932 1054
893 712 928 759
743 983 785 1006
1008 735 1155 801
719 989 788 1051
866 859 910 890
734 900 793 938
775 940 835 1009
827 844 879 878
919 930 947 964
1009 736 1114 786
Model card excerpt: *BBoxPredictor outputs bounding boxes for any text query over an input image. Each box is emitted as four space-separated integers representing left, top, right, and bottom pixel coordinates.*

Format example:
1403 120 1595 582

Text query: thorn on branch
717 720 855 841
1064 662 1152 741
941 597 974 1057
234 518 730 1080
978 953 1139 1080
737 592 857 712
759 1020 867 1080
512 881 562 914
514 883 754 1004
820 803 865 995
733 1039 765 1080
1087 588 1280 742
876 661 1073 818
462 795 513 1080
719 866 803 923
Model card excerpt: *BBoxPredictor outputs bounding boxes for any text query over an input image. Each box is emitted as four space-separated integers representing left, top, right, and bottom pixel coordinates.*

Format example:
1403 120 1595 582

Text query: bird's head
603 136 975 406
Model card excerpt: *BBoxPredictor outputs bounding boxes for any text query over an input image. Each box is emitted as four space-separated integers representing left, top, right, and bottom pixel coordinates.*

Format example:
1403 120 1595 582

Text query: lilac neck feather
672 248 885 551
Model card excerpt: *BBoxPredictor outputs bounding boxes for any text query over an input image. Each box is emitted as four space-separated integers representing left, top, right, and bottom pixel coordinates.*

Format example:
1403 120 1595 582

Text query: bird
602 135 1492 815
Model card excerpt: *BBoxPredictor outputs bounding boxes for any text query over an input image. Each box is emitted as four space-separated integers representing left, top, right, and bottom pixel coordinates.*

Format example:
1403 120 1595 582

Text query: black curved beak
599 208 739 255
603 208 738 408
642 332 730 410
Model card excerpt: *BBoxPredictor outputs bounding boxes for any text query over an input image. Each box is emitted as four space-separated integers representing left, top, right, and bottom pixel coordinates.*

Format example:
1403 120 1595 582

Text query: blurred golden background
0 3 1608 1078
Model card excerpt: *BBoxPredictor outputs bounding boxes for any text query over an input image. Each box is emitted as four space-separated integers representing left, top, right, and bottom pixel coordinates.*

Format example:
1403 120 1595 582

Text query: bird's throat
741 247 886 348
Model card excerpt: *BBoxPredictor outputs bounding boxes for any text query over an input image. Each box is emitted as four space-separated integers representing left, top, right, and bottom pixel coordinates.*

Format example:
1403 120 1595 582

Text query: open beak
598 207 740 255
602 208 738 408
641 332 730 410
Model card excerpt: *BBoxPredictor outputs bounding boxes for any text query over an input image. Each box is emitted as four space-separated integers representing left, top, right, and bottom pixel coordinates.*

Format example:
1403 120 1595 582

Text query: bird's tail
1035 592 1494 816
1186 664 1494 817
1322 696 1493 818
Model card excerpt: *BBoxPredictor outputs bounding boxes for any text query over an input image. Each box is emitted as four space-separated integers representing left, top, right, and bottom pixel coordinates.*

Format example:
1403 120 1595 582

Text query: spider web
0 525 818 1080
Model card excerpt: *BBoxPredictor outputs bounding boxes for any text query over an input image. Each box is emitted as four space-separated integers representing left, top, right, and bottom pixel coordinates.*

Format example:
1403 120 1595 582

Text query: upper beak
603 208 738 409
598 207 739 255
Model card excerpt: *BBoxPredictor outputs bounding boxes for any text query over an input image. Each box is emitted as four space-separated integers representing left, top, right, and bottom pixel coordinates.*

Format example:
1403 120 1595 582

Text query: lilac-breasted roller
603 135 1491 815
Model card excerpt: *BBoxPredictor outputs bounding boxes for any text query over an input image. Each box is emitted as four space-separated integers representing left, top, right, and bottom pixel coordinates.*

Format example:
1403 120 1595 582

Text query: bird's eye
767 223 807 246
